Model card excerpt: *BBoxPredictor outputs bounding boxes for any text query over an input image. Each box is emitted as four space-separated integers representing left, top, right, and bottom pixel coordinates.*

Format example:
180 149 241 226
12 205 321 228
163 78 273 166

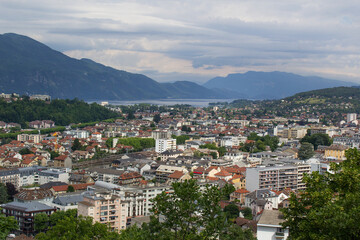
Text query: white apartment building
155 138 176 153
246 164 311 192
347 113 357 123
38 169 69 185
151 131 172 140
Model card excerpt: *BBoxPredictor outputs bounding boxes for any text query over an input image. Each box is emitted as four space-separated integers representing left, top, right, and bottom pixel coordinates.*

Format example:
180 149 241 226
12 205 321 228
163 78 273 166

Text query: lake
89 99 234 107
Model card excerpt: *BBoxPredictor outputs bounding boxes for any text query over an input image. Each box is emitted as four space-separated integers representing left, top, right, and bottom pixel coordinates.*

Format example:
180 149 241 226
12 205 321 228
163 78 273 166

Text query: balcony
275 232 285 239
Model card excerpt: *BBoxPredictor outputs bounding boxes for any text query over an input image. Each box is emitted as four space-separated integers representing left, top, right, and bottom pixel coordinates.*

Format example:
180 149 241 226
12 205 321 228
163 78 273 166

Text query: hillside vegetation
0 98 119 127
229 87 360 123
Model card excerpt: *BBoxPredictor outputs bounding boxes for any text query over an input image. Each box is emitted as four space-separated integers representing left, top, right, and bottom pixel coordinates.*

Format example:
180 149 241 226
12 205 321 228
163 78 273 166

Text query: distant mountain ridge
0 33 227 100
204 71 357 99
0 33 357 101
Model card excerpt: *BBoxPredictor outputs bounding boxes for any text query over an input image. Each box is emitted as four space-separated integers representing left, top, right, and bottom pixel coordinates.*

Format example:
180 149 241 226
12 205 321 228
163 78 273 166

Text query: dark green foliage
0 184 8 204
19 148 33 155
149 179 255 240
246 133 279 152
116 137 155 151
0 98 118 126
174 135 190 145
71 138 82 151
298 142 314 160
127 111 135 120
181 125 191 132
224 204 240 219
34 213 49 233
67 185 75 193
153 114 161 123
282 148 360 240
200 144 228 157
49 151 59 160
0 210 18 240
35 214 119 240
219 224 255 240
5 183 18 201
240 207 253 220
221 184 236 200
210 152 218 159
301 133 332 150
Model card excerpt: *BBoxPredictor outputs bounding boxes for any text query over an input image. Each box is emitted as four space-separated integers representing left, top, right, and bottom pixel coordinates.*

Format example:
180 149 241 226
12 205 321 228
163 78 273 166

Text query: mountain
0 33 226 100
204 71 357 100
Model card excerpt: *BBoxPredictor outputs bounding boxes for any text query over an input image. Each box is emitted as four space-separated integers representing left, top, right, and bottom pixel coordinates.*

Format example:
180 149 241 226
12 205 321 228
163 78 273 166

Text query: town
0 93 358 239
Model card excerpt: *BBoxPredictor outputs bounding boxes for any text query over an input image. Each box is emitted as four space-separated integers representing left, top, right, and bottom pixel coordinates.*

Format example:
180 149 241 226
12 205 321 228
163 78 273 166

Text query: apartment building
78 192 127 231
1 201 56 236
155 138 176 153
151 130 172 140
245 164 311 192
17 134 45 144
278 127 308 139
0 169 20 189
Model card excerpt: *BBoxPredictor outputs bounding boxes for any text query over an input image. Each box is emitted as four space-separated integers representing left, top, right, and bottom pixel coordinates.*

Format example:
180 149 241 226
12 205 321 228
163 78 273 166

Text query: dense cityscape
0 91 359 239
0 1 359 239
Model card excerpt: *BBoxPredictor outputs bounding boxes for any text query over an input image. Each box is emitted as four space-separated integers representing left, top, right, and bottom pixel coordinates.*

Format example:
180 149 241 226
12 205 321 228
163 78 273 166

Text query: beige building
278 127 308 139
78 192 127 231
17 134 45 143
324 144 348 160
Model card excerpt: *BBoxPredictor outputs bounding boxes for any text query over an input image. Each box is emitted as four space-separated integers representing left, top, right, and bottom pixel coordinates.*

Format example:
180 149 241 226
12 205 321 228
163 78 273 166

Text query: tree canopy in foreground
282 148 360 239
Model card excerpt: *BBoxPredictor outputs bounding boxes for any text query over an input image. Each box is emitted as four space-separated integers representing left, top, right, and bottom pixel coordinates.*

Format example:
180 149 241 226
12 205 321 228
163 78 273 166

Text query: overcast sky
0 0 359 83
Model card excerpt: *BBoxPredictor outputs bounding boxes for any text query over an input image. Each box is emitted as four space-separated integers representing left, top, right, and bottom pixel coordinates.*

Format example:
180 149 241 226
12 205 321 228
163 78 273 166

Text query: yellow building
324 144 348 160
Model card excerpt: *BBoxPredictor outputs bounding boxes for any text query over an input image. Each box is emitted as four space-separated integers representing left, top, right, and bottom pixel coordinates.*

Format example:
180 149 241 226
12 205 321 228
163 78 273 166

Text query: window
100 206 108 210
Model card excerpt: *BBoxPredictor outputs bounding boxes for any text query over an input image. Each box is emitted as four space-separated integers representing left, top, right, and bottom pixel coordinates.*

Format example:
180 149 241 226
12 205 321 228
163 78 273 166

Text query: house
69 173 95 185
118 171 143 185
166 170 191 184
14 189 54 203
257 210 289 240
324 144 348 160
230 188 250 205
54 155 72 169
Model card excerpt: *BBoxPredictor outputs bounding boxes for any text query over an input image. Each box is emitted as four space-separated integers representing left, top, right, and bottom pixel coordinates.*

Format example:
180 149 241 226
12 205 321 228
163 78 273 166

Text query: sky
0 0 359 83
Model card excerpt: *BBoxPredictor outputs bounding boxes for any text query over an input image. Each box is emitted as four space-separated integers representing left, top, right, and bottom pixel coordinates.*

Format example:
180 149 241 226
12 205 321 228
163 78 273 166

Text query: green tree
127 111 135 120
301 133 332 150
240 207 253 220
175 135 190 145
34 213 49 233
49 150 60 160
0 210 18 240
209 152 218 159
5 183 18 201
221 184 236 200
220 223 255 240
67 185 75 192
35 215 119 240
71 138 82 151
149 179 254 240
298 142 314 159
0 184 8 204
282 148 360 239
153 114 161 124
223 204 240 219
19 148 33 155
218 146 227 157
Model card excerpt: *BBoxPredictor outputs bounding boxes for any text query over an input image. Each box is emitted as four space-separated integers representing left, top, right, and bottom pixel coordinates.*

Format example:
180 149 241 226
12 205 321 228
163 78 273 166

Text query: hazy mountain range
203 72 356 99
0 33 357 100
